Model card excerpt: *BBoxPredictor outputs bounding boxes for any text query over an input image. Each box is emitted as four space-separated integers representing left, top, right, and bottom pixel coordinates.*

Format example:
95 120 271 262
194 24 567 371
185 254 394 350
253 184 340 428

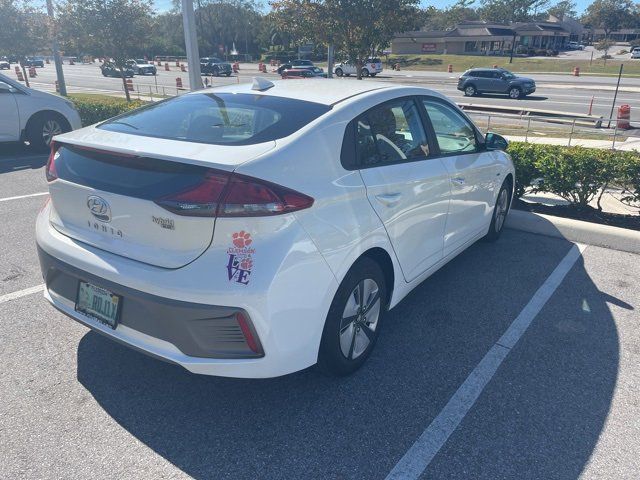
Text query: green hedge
507 142 640 209
69 95 146 126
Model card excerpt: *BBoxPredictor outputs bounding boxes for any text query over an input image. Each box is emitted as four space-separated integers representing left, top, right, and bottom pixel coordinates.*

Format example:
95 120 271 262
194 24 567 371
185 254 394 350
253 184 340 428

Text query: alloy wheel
509 88 521 99
339 278 381 360
42 119 62 147
495 189 508 232
465 86 476 96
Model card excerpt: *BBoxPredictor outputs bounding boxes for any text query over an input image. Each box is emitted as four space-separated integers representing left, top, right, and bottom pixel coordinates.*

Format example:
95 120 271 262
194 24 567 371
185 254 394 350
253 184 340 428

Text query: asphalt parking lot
1 145 639 479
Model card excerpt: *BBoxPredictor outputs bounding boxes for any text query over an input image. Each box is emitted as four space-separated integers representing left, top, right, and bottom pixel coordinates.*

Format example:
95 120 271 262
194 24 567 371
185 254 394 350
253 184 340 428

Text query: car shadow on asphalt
474 94 549 101
75 227 620 480
0 142 47 174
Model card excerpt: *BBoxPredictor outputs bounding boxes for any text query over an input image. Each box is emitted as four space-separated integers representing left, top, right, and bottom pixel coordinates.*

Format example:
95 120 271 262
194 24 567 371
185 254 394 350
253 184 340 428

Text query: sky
152 0 591 15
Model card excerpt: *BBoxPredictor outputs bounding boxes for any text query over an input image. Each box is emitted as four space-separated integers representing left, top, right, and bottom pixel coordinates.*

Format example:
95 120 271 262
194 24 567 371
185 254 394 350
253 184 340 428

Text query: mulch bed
513 198 640 231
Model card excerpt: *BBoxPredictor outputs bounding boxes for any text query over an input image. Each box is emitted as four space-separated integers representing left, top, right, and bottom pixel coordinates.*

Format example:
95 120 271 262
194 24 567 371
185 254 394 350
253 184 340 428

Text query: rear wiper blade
109 121 139 130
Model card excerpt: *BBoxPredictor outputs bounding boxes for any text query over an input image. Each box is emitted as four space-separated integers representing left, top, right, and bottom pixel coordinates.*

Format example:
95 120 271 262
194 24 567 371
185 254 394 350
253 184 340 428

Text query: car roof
201 79 398 105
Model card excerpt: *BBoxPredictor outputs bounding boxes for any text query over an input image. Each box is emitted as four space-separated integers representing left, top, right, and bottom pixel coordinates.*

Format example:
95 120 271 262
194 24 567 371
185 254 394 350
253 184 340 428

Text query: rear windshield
98 93 331 145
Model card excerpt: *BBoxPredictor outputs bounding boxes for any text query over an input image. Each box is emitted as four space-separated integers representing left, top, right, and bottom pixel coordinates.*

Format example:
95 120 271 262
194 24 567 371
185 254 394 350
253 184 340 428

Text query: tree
423 1 481 31
271 0 424 79
0 0 48 87
478 0 547 23
547 0 577 19
581 0 638 40
57 0 154 101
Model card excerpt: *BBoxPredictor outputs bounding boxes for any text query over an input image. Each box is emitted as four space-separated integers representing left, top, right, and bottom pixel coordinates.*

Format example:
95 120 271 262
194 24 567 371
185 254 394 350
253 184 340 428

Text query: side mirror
485 132 508 151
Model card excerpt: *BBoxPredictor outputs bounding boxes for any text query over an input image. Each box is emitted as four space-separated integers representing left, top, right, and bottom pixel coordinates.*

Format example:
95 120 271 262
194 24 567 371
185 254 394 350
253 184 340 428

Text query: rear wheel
361 68 370 77
484 181 511 241
318 258 386 376
26 112 69 152
335 68 343 77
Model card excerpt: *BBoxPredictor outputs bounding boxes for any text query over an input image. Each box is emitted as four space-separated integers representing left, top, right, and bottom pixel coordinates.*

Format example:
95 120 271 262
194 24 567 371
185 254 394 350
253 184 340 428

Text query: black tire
335 68 343 77
508 87 522 99
317 257 387 376
26 112 70 152
361 68 370 77
370 73 377 77
464 84 477 96
225 72 231 77
484 180 511 242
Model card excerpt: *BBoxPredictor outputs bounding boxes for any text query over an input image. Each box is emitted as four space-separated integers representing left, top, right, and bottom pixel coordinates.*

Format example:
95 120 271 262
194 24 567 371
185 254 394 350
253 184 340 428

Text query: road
11 62 640 122
1 145 640 479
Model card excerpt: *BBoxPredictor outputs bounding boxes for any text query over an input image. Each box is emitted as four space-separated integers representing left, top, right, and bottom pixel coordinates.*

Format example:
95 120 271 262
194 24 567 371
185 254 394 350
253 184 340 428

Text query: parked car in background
334 58 383 77
0 60 9 70
200 57 232 76
457 68 536 99
36 79 514 378
23 57 45 68
281 68 316 79
631 47 640 59
0 72 81 151
567 41 585 50
276 59 314 75
126 59 157 75
100 62 135 78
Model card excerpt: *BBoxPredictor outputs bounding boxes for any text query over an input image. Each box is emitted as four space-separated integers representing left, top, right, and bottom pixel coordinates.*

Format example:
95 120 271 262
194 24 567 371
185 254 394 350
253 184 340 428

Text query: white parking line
0 284 45 305
385 243 587 480
0 192 48 203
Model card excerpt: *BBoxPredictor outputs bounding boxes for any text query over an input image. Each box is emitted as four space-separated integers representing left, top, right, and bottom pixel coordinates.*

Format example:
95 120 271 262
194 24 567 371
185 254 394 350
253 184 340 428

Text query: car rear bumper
35 201 338 378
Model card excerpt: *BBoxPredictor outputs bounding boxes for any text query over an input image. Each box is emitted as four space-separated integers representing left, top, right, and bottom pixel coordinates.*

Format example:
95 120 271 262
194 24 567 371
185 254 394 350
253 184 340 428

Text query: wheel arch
357 247 395 308
22 109 71 141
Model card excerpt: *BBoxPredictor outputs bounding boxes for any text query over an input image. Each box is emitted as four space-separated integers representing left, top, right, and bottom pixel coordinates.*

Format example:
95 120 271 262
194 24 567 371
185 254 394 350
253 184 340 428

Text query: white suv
0 73 81 151
334 58 383 77
631 47 640 59
36 79 513 378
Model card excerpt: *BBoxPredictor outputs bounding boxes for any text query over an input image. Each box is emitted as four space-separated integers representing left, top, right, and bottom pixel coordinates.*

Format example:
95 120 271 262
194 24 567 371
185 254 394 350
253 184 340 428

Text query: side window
356 99 429 167
422 100 478 155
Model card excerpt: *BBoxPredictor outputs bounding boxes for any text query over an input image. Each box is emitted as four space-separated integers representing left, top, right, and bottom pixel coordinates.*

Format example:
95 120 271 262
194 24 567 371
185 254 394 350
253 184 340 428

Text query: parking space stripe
0 284 45 305
0 192 48 203
385 243 587 480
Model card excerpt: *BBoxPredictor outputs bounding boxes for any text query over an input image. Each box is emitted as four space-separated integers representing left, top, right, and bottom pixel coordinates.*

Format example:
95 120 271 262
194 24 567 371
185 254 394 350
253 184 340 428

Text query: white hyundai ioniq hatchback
36 78 514 378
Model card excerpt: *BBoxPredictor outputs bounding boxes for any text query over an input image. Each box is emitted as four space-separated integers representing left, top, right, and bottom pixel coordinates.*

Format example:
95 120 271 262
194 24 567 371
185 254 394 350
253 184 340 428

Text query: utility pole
607 63 624 129
327 43 334 79
509 32 517 64
46 0 67 96
182 0 203 90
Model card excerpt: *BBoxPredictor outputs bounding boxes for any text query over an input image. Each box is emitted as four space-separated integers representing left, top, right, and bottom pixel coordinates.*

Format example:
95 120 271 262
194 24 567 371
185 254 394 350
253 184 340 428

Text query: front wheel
26 113 69 152
335 68 343 77
508 87 522 99
361 68 370 77
318 258 386 376
484 181 511 241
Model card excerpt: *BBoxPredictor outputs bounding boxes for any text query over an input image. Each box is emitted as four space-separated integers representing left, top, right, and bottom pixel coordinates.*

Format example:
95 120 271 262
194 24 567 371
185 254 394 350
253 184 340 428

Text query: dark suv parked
457 68 536 99
200 57 232 76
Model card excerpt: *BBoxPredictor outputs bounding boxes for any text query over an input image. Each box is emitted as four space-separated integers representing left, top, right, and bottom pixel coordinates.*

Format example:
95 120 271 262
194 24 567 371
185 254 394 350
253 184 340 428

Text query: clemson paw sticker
232 231 252 248
227 231 255 285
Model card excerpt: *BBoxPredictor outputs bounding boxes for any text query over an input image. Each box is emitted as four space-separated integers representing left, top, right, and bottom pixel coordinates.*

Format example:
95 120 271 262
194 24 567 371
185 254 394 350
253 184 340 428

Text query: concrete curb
505 209 640 255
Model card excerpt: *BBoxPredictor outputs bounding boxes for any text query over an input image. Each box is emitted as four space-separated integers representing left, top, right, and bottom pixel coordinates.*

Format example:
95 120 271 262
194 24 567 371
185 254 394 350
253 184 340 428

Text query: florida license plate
75 281 121 329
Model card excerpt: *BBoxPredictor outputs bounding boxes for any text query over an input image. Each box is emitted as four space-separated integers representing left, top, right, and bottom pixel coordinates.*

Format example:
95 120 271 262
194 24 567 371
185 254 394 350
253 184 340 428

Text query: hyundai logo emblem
87 195 111 222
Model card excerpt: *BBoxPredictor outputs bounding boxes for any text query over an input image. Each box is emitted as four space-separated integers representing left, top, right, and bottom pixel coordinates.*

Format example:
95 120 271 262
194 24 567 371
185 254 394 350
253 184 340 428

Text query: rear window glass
98 93 331 145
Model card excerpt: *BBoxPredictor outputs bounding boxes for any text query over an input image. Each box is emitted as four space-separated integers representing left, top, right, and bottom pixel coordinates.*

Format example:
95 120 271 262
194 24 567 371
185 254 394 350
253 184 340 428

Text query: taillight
155 170 314 218
46 142 60 182
218 174 314 217
155 170 230 216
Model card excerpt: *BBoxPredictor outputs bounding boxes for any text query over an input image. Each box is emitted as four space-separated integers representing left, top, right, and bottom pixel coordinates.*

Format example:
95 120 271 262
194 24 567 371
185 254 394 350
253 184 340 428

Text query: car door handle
451 177 465 185
375 193 402 207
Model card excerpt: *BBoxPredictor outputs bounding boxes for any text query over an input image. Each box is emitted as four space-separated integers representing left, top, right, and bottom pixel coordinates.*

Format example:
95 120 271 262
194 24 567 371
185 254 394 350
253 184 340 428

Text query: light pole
182 0 203 90
46 0 67 96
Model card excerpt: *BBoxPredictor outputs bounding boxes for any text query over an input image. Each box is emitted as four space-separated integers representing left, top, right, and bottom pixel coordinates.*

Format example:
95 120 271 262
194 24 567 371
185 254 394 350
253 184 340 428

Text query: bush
69 95 146 126
506 141 640 209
